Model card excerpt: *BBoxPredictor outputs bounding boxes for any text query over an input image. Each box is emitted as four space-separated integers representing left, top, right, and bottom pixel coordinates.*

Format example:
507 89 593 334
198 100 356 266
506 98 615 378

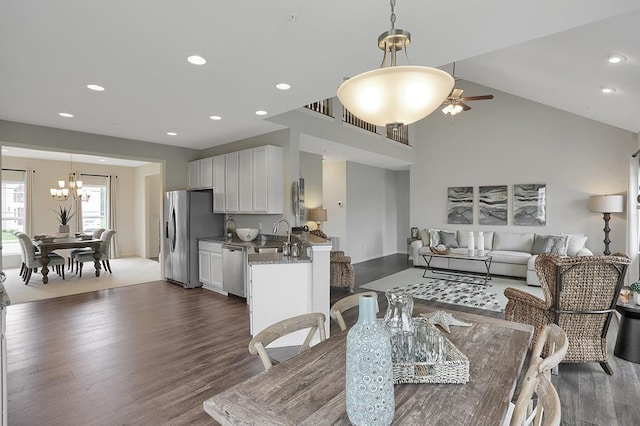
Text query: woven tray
429 246 450 255
392 330 469 385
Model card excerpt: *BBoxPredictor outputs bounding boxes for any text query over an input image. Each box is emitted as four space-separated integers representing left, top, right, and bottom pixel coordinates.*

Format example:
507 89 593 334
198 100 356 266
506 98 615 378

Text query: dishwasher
222 244 246 297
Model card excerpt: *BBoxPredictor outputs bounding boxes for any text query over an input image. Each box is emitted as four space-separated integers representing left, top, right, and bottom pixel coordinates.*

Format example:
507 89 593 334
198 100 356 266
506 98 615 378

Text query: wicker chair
330 251 355 293
330 291 379 331
248 312 326 372
504 253 630 375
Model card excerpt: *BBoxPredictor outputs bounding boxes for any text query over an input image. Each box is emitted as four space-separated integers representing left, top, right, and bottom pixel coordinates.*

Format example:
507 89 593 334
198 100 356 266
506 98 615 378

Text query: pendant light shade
336 1 454 129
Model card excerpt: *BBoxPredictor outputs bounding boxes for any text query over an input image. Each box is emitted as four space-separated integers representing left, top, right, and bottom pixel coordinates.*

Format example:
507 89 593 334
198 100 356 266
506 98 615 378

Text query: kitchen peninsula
199 233 332 346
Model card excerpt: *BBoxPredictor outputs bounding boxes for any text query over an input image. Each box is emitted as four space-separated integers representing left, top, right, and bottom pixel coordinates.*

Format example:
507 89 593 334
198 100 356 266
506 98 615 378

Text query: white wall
300 151 323 228
323 161 347 251
396 170 410 252
134 163 162 258
411 80 637 256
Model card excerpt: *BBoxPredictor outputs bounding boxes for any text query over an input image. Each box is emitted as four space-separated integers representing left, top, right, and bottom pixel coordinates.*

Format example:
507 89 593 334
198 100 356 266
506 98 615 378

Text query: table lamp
588 194 624 255
308 208 327 231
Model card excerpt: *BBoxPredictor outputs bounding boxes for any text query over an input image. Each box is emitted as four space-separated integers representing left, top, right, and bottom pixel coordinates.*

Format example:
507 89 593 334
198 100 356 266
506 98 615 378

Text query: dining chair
17 233 66 284
68 228 106 269
248 312 326 372
504 253 629 375
504 324 568 426
330 251 355 293
73 229 116 277
330 291 379 331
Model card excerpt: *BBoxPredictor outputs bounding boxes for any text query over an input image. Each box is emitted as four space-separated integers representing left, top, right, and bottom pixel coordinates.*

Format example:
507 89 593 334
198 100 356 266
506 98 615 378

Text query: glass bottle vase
346 294 395 425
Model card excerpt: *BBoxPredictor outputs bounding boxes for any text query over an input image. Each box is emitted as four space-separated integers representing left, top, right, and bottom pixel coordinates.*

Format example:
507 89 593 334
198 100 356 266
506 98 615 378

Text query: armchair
330 251 355 293
504 253 630 375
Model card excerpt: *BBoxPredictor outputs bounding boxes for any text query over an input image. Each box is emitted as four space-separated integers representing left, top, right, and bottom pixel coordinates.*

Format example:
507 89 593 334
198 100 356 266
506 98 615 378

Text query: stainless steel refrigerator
164 189 224 288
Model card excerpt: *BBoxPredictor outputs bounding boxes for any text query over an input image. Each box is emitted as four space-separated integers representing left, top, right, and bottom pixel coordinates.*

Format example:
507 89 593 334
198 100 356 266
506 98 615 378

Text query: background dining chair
505 324 568 426
504 253 629 375
330 291 379 331
248 312 326 372
68 228 105 269
330 250 355 293
17 233 66 284
73 229 116 277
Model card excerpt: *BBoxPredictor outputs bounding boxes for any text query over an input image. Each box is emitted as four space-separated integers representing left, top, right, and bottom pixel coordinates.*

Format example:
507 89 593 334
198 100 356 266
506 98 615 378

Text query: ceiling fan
441 63 494 116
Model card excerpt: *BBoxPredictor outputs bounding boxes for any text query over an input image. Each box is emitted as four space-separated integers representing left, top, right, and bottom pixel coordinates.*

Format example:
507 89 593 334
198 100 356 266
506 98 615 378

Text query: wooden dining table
203 305 534 425
34 238 102 284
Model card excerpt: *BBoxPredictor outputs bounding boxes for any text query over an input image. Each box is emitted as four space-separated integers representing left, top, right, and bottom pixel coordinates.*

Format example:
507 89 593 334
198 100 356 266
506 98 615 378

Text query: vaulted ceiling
1 1 638 152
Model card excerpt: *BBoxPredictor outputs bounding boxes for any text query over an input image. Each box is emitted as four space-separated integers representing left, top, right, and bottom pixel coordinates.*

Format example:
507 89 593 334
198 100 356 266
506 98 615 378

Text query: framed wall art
447 186 474 224
513 183 546 226
479 185 508 225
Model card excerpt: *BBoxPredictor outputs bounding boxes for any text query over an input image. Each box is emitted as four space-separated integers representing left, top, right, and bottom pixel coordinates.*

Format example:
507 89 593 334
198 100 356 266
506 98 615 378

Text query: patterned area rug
360 268 543 313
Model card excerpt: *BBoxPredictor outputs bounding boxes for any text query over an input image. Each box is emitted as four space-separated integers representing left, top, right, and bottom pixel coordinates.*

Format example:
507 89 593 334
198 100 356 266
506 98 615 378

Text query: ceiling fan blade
461 95 494 101
460 102 472 111
451 88 464 99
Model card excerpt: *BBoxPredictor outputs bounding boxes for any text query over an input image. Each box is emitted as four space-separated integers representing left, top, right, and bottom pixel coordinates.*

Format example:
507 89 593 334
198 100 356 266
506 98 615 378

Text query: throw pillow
532 234 554 254
564 234 588 256
419 229 430 245
439 231 458 248
429 229 441 247
549 234 569 256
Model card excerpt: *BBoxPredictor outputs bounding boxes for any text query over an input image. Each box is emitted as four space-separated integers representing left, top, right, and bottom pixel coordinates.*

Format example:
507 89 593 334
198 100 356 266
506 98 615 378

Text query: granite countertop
247 252 312 265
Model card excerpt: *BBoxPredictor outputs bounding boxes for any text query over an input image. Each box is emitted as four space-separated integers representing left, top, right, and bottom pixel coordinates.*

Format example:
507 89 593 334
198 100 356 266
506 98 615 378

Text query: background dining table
203 304 534 425
33 237 102 283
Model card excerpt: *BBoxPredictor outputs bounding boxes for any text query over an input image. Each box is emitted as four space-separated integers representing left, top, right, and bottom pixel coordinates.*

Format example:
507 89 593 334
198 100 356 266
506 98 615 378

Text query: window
80 175 108 232
2 169 27 254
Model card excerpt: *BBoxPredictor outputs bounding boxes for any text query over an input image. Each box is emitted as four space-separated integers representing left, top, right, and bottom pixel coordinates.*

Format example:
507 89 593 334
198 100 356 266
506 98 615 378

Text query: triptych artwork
447 184 546 226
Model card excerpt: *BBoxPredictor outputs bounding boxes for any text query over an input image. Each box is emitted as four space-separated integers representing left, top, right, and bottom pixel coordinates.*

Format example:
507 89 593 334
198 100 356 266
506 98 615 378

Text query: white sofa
410 230 593 286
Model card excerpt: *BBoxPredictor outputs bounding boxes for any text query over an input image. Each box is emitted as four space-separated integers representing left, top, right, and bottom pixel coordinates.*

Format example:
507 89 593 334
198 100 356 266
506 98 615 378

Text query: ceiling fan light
337 66 454 127
442 103 463 116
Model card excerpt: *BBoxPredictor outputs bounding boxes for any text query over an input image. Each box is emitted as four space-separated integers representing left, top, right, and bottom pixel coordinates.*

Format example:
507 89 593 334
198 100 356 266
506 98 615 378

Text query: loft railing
343 108 377 134
304 98 333 118
386 125 409 145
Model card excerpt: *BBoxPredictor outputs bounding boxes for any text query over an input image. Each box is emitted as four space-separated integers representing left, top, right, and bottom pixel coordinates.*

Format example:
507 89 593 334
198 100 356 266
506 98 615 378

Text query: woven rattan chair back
330 292 379 331
248 312 326 372
536 253 629 374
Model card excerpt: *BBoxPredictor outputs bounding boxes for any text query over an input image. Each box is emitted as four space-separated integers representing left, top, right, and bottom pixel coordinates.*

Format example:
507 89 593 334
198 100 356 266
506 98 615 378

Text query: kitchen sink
255 247 281 254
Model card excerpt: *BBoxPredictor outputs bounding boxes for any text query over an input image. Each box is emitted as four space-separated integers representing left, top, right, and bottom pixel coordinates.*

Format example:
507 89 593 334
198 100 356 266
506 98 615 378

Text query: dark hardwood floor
6 254 640 425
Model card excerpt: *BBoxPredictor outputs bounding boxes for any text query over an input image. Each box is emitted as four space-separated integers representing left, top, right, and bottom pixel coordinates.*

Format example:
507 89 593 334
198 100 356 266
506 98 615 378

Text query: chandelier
337 0 454 130
50 155 88 201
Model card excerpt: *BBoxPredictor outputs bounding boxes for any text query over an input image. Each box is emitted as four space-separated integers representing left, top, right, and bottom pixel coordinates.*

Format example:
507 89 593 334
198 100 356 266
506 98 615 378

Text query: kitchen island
199 233 332 346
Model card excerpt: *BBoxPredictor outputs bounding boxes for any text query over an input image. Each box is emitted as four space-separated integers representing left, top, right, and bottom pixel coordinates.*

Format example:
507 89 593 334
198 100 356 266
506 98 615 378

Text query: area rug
360 268 543 313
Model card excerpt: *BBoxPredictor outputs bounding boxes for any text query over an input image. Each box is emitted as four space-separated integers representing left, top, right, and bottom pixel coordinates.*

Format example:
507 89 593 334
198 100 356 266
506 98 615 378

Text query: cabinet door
225 152 239 213
188 160 200 189
199 157 213 188
198 250 212 285
238 149 253 213
211 251 223 288
253 145 283 214
252 147 268 212
213 155 226 213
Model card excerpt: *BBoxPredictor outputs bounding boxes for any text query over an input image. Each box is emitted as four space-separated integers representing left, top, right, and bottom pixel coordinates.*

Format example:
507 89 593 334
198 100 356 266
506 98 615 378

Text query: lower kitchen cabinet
248 262 312 347
199 241 223 294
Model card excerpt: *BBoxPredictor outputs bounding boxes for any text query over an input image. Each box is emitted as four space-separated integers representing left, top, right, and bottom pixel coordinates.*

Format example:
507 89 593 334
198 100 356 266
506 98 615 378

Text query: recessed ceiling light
608 54 627 64
98 159 106 162
255 110 268 116
601 86 616 94
87 84 105 91
187 55 206 65
1 149 7 153
167 132 178 136
209 115 222 120
59 112 74 118
275 83 291 90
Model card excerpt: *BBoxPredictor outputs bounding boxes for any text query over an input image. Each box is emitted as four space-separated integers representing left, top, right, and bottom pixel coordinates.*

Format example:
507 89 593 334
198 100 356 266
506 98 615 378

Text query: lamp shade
337 66 454 128
588 194 624 213
308 208 327 222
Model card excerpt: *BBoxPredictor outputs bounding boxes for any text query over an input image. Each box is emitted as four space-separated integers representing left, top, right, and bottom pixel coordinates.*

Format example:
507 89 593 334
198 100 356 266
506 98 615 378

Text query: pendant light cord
389 0 396 29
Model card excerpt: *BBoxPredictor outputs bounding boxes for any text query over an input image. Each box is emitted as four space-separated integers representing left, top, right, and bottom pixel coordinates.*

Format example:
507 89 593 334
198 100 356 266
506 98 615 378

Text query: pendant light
337 0 454 130
50 154 85 201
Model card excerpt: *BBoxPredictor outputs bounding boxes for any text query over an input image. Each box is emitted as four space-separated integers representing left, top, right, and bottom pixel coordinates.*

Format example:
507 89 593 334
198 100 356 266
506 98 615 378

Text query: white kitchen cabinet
238 149 253 213
188 158 213 189
213 155 226 213
252 145 283 214
225 152 239 213
199 241 224 294
249 262 312 347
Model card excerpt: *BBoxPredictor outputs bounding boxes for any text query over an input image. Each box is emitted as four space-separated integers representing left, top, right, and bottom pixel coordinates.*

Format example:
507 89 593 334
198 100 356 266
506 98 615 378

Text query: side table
614 302 640 364
407 237 420 265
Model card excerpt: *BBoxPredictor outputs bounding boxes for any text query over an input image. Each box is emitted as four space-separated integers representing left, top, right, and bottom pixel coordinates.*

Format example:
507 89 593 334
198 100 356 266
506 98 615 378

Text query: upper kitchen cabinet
225 152 240 213
252 145 283 214
238 149 253 213
188 157 213 189
213 155 226 213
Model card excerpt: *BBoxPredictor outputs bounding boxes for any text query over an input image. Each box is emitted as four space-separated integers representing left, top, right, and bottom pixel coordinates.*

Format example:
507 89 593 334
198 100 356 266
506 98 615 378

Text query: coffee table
421 251 493 285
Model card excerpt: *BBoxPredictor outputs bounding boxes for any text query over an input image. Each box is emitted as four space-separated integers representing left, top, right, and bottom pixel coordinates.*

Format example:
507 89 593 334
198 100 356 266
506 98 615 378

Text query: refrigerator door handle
170 207 177 251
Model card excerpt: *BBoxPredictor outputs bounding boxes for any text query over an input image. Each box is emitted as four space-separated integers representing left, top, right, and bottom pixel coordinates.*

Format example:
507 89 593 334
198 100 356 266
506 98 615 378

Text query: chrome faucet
272 218 291 244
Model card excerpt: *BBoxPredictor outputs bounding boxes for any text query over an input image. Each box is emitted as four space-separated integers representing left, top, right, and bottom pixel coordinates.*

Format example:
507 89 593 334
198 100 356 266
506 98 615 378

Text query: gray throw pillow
532 234 553 254
439 231 458 248
549 234 569 256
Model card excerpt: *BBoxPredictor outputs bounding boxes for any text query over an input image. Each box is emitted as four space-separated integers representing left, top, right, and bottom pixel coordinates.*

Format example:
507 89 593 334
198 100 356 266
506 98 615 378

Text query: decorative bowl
236 228 259 242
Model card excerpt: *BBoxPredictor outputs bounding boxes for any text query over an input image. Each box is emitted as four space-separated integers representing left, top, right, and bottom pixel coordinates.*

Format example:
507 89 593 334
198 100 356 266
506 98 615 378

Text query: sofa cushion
439 231 458 248
489 250 531 265
565 234 588 256
493 232 534 252
532 234 569 256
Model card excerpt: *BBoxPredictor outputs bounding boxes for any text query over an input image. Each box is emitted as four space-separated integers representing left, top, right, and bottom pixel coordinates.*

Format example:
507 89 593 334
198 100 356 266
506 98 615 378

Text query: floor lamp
589 194 624 255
